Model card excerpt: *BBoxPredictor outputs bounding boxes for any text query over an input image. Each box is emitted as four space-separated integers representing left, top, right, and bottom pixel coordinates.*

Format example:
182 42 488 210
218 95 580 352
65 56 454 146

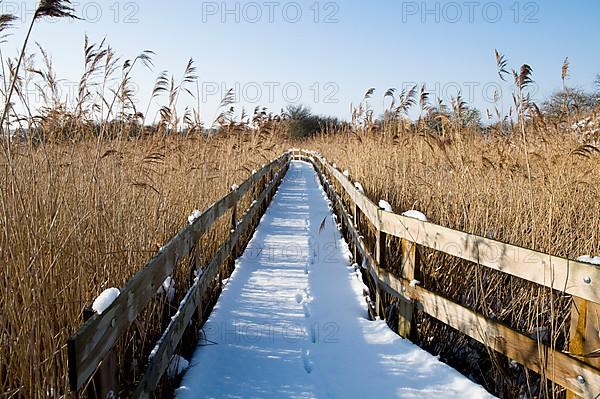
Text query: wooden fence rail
67 153 290 397
292 149 600 399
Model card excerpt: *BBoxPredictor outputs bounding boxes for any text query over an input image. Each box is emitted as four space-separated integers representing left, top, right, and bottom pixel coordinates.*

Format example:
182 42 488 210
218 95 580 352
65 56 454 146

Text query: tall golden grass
309 128 599 256
305 124 599 397
0 134 288 397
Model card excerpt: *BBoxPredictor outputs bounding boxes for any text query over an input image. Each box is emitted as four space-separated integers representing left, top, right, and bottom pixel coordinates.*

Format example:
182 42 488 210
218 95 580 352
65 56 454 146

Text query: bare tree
284 104 312 120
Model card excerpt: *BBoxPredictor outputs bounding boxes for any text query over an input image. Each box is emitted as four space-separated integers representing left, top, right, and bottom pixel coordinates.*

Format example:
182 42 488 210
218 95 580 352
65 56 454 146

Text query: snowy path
176 161 494 399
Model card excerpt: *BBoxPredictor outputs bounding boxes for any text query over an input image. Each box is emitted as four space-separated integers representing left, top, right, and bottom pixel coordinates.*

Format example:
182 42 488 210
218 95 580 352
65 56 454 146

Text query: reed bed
0 133 288 397
307 128 599 256
304 125 600 397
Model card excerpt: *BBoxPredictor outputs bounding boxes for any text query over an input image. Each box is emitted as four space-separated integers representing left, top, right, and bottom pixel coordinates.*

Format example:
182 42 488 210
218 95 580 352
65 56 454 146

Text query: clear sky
3 0 600 123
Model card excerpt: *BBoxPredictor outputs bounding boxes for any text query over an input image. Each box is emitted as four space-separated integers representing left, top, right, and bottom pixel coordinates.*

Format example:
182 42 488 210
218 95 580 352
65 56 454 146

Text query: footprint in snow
303 302 311 318
310 324 318 344
302 349 314 374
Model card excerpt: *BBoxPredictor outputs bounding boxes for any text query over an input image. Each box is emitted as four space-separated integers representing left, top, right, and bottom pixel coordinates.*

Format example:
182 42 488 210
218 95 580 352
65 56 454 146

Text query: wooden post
267 168 274 202
190 242 202 284
251 174 259 232
231 193 238 231
353 204 360 262
401 239 420 283
260 173 267 210
375 229 385 319
567 298 600 399
398 239 420 339
229 187 239 273
83 308 117 399
194 245 204 323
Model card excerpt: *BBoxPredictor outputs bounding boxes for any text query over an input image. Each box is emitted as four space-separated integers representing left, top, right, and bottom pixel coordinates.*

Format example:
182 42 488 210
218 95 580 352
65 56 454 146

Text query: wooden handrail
131 160 287 397
305 149 600 305
67 153 290 394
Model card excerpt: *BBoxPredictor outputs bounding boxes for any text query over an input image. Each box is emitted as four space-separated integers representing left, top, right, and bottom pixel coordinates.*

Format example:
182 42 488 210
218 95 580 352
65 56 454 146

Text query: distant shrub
285 104 339 138
541 88 599 119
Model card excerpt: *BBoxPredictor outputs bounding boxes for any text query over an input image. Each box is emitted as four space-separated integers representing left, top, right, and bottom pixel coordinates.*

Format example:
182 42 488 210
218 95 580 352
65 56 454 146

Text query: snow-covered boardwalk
176 161 494 399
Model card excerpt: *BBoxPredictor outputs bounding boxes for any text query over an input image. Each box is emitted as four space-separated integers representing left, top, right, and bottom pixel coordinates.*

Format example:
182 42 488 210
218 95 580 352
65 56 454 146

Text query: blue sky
3 0 600 123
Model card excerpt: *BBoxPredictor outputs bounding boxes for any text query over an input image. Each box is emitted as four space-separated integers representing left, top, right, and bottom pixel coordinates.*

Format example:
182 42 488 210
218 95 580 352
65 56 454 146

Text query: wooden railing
67 153 290 398
292 149 600 399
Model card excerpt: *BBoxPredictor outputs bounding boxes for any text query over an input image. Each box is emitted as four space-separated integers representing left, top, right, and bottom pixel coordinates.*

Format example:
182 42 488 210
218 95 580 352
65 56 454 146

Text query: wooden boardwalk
67 151 600 399
176 161 494 398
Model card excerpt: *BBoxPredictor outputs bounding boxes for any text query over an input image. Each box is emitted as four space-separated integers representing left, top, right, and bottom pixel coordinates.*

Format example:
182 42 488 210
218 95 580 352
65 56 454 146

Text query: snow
157 276 176 302
577 255 600 265
149 340 161 359
410 279 421 288
188 210 202 225
167 355 190 379
530 326 549 342
193 268 203 281
92 288 120 314
402 210 429 222
379 200 393 212
354 182 365 193
176 161 494 399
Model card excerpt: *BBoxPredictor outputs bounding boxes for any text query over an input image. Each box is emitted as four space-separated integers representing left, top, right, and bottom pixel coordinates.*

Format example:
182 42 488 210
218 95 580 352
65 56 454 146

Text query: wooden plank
131 161 287 398
401 239 419 282
230 186 239 269
82 308 117 399
67 155 288 392
67 227 194 391
375 230 385 319
398 239 419 338
568 298 600 398
134 232 234 398
411 282 600 398
397 299 414 339
570 299 600 368
353 204 360 261
379 212 600 304
193 242 203 323
375 268 600 398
